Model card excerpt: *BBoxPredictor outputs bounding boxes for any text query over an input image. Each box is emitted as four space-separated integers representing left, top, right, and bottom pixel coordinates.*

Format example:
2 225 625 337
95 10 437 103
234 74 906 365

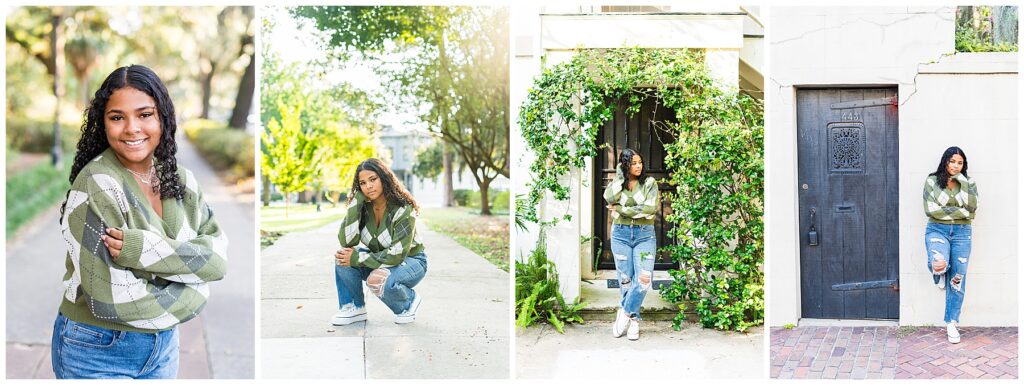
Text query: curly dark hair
929 146 969 188
348 158 420 214
618 148 647 191
60 65 184 222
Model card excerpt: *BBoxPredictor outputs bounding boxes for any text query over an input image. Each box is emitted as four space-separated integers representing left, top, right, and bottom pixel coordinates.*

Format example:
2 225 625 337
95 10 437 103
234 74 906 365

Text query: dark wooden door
594 93 676 270
797 88 899 320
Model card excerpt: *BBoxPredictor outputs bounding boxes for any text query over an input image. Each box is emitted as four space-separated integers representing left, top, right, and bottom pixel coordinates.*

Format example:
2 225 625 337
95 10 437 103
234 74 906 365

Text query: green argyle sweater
59 148 228 333
923 173 978 224
338 191 424 269
602 168 659 226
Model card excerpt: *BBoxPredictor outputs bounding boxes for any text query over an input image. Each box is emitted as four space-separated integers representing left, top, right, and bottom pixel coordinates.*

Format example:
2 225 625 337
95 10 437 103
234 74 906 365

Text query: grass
896 325 920 338
419 207 509 272
259 204 347 248
6 154 73 239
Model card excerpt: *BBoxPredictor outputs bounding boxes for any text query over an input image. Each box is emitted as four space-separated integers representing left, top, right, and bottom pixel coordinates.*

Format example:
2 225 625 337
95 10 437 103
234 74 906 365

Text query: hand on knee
367 268 391 297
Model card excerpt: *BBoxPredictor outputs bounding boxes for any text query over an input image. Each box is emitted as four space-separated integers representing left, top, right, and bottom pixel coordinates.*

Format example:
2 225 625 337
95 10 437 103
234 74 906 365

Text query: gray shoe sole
331 313 367 326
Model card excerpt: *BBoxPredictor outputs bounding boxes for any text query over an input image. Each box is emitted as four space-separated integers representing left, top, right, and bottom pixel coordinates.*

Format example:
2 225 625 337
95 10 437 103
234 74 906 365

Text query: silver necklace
127 163 158 185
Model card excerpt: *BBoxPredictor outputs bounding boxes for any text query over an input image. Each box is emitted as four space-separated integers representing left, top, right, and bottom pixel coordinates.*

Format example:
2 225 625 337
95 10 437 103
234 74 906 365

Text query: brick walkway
770 326 897 379
896 327 1017 379
770 326 1018 379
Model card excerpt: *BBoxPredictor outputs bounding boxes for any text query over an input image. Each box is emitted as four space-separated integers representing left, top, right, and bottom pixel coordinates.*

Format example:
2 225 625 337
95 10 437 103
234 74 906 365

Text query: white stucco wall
512 7 749 301
768 7 1018 326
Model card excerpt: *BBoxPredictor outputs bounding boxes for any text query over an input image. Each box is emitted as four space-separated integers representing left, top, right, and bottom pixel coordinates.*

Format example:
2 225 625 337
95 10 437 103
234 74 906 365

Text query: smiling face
946 153 964 176
629 154 643 178
358 169 384 202
104 87 161 171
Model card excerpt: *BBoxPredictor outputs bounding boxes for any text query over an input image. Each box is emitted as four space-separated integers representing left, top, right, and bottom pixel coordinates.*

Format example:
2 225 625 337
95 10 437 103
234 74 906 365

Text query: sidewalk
5 134 255 379
260 220 510 379
770 326 1018 379
516 321 764 379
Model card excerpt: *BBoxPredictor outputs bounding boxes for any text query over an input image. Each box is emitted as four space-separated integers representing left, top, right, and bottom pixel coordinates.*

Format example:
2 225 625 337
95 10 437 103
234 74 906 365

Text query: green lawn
260 204 347 234
6 154 73 239
419 207 509 272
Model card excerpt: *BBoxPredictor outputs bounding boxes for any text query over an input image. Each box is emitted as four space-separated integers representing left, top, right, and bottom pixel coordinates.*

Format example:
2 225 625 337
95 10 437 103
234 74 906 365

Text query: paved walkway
516 322 763 379
770 326 1018 379
260 219 509 379
5 133 255 379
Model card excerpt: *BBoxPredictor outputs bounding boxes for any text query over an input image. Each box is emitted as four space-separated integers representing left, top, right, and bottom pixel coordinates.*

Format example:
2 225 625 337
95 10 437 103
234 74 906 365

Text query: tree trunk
228 42 255 129
443 142 455 207
50 13 65 169
283 191 290 219
262 176 271 206
478 178 492 216
200 63 215 119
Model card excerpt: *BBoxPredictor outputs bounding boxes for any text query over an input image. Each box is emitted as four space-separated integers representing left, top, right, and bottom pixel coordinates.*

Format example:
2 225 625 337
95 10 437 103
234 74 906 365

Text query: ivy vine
517 47 764 331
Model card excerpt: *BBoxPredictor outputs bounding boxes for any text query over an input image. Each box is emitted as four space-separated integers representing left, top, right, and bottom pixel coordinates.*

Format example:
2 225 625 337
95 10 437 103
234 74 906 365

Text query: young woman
53 65 228 378
333 158 427 325
602 149 659 340
922 146 978 344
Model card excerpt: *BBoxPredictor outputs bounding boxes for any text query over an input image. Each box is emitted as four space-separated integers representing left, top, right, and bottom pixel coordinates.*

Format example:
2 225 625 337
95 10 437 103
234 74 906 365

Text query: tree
412 140 443 181
314 122 377 207
261 101 318 218
292 6 509 214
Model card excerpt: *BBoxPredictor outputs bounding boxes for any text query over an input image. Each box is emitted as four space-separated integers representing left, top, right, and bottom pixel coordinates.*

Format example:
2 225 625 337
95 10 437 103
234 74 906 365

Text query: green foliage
515 237 586 333
4 117 79 153
182 119 255 182
955 6 1018 52
783 323 796 330
518 48 764 332
6 156 73 238
661 94 764 332
412 142 444 181
293 6 510 216
261 102 318 216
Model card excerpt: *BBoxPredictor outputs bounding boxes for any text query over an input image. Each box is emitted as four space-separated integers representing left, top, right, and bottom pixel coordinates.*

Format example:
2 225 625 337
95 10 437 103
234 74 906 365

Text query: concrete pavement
260 219 510 379
5 133 255 379
516 321 764 379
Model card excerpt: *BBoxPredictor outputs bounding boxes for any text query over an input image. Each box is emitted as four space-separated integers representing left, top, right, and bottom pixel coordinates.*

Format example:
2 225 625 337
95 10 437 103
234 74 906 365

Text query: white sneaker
331 304 367 326
935 276 945 290
947 322 961 344
627 318 640 341
612 308 629 338
394 293 422 324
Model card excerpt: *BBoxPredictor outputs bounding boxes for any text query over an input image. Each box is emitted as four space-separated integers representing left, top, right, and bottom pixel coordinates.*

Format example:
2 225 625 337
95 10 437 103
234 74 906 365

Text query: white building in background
768 7 1017 326
512 5 763 301
378 124 509 208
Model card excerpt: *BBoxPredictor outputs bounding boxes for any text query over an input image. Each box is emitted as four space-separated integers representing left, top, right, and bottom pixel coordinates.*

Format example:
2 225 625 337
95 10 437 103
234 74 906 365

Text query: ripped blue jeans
610 224 657 319
924 222 972 323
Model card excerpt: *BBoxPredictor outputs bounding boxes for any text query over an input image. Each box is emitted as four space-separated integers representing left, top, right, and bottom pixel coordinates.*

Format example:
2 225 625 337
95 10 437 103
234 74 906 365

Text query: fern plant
515 237 586 333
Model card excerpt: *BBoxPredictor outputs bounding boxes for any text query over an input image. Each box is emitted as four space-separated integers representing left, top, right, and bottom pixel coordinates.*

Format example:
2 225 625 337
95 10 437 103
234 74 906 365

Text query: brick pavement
895 327 1017 379
770 326 1017 380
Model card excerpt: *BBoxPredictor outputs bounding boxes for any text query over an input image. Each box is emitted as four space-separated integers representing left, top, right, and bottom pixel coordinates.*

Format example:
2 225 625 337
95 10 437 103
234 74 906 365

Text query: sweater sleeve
615 178 659 220
923 176 972 221
338 190 367 248
113 183 227 284
351 206 416 269
62 172 210 329
954 173 978 214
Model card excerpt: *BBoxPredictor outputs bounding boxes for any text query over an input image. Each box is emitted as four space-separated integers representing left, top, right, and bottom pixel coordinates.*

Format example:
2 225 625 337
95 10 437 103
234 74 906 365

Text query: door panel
594 93 676 270
797 88 899 320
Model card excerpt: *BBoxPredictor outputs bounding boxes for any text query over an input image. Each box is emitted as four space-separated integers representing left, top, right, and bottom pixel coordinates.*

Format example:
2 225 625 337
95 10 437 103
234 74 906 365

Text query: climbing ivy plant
517 47 764 332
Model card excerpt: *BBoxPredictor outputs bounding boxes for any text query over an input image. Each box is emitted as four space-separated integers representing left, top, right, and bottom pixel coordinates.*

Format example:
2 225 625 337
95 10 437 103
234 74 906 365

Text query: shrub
182 119 255 181
5 116 79 153
453 189 472 206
